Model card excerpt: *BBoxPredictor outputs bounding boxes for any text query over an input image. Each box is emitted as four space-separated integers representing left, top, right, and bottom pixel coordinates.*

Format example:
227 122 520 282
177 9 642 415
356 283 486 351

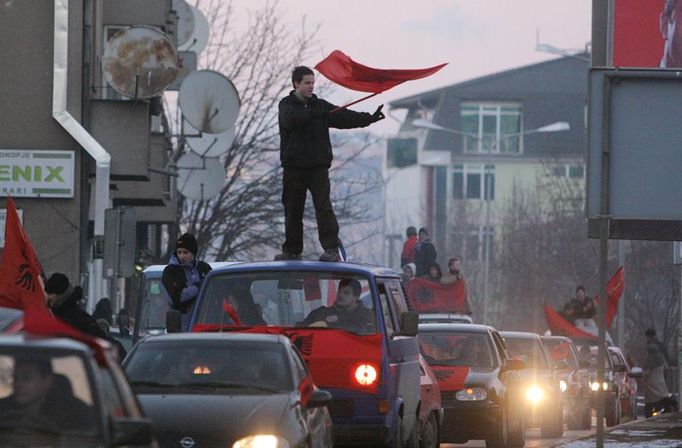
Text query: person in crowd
45 273 107 339
645 328 670 365
92 297 113 326
573 286 596 321
400 226 418 266
0 356 93 431
224 286 266 326
660 0 682 67
402 263 416 284
299 279 374 333
644 333 671 417
162 233 212 330
414 227 437 276
440 257 472 315
422 262 442 282
274 65 385 262
116 308 131 337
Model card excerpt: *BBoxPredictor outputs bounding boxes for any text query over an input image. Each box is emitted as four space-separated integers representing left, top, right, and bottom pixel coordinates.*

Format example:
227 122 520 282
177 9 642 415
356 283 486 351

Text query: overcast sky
229 0 592 135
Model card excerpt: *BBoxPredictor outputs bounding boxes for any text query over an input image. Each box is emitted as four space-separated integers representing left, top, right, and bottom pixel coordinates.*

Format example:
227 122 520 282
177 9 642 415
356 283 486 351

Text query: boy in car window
299 279 374 333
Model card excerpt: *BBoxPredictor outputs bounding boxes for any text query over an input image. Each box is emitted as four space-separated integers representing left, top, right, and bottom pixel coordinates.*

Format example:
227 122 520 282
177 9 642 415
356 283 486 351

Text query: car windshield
194 271 377 335
419 332 495 368
504 337 550 370
138 277 171 333
125 341 293 393
542 339 578 370
0 350 99 436
573 341 612 369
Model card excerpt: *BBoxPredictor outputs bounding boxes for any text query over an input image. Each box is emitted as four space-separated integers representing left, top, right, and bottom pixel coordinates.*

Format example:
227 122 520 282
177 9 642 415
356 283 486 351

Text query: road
442 427 595 447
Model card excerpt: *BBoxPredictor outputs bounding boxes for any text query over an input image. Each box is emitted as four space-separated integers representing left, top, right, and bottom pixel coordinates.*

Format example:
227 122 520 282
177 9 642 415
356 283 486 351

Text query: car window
420 332 496 368
377 283 396 337
125 341 293 393
491 331 508 362
542 339 579 370
504 337 551 370
196 271 377 335
290 348 308 385
139 277 171 333
385 279 410 332
0 351 99 435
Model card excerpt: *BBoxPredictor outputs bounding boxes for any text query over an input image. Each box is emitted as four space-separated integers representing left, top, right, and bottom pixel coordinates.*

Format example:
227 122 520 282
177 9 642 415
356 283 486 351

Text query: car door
377 278 420 436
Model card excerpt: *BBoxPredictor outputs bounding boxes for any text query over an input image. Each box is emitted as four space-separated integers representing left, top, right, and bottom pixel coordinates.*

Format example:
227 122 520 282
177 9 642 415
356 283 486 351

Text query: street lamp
412 118 570 324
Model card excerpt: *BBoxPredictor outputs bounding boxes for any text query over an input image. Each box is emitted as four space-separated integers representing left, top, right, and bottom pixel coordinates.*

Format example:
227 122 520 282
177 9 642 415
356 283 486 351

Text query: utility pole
617 240 625 345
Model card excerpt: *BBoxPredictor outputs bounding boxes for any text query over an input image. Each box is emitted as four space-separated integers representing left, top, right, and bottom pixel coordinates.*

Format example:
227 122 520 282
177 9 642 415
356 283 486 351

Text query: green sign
0 150 74 198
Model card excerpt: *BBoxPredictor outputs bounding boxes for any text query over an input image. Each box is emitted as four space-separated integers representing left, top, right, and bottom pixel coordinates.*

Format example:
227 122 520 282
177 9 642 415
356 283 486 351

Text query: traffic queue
0 259 645 448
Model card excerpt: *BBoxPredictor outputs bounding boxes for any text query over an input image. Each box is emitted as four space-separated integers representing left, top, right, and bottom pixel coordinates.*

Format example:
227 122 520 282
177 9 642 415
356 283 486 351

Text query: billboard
613 0 680 68
0 150 75 198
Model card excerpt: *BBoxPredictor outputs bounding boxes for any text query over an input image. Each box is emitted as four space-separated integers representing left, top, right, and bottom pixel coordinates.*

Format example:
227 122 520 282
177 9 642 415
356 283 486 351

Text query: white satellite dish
102 26 178 99
176 152 225 201
178 5 210 54
179 70 241 134
184 119 236 158
173 0 195 48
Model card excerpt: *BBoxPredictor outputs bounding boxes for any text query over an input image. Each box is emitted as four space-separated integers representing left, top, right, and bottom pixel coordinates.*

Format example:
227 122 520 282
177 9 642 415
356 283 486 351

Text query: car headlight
526 385 544 404
455 387 488 401
590 382 600 392
559 380 567 392
232 435 290 448
602 382 609 391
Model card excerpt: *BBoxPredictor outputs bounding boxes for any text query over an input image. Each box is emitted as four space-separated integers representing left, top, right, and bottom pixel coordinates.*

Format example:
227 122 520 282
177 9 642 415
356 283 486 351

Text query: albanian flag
598 266 624 327
0 197 46 310
315 50 447 94
544 304 596 339
405 278 468 313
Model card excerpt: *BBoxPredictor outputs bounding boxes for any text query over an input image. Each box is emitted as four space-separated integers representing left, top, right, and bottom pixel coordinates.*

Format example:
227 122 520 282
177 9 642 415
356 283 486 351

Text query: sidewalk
555 413 682 447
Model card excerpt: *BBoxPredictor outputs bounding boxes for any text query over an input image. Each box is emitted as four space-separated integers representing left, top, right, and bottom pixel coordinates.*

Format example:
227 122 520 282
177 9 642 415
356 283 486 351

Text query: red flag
222 298 242 326
405 278 467 313
0 197 46 310
314 50 447 94
544 304 596 339
604 266 624 327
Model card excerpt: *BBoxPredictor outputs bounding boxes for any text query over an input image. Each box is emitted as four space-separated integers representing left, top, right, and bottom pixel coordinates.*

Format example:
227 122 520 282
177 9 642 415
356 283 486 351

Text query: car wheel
485 407 508 448
540 403 564 438
418 412 439 448
406 415 419 448
605 395 621 427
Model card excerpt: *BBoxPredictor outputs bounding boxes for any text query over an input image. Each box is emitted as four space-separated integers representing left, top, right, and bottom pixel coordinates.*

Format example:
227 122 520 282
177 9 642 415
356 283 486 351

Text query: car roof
205 260 400 277
0 333 93 352
138 332 291 345
418 323 493 334
540 335 572 343
500 331 541 340
143 261 237 274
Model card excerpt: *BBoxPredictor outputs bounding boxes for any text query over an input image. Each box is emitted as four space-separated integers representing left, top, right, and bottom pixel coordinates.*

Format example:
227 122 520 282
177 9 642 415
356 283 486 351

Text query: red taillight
354 364 378 386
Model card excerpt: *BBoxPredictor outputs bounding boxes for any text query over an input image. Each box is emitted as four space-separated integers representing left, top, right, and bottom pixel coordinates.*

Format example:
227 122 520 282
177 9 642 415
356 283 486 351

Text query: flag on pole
603 266 624 327
0 197 46 310
315 50 448 94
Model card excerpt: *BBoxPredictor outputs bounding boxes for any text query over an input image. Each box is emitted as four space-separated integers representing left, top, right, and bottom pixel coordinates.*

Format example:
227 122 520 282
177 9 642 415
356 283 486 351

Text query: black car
0 333 156 447
124 332 333 448
501 331 564 438
419 323 526 447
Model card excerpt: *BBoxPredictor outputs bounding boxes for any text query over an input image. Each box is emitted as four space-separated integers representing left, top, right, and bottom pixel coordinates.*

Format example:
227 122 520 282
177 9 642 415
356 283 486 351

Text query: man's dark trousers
282 167 338 254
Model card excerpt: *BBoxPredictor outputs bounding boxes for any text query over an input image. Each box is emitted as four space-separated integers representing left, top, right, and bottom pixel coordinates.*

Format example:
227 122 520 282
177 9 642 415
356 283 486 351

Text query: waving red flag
315 50 447 94
0 197 46 310
544 304 596 339
603 266 624 327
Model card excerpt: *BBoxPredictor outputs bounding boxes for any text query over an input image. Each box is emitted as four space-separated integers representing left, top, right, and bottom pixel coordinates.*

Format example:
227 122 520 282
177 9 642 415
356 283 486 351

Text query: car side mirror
398 311 419 337
628 366 644 378
166 310 182 333
506 358 525 371
552 359 569 371
579 360 591 369
112 417 154 446
308 389 333 408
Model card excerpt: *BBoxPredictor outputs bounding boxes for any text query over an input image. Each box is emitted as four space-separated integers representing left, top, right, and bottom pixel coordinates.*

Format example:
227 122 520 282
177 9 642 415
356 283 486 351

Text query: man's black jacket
162 260 212 313
278 91 375 168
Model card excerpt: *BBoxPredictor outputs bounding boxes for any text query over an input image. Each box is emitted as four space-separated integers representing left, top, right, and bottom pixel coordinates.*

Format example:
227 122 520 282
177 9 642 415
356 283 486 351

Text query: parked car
417 354 443 448
175 261 422 447
0 333 157 447
501 331 564 438
419 323 526 447
571 337 622 426
417 313 473 324
0 306 23 332
541 335 592 429
609 346 643 420
124 332 332 448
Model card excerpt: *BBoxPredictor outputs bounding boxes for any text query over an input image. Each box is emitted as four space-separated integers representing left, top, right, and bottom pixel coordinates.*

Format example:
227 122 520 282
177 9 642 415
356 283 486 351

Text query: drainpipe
53 0 110 308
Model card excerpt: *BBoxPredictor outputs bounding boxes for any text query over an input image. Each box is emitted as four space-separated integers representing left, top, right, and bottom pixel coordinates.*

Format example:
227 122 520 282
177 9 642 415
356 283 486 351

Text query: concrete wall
0 1 84 280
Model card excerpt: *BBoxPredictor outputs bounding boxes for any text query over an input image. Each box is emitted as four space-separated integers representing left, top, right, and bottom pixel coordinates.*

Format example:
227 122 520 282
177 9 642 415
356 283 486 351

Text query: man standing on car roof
274 65 385 262
162 233 211 331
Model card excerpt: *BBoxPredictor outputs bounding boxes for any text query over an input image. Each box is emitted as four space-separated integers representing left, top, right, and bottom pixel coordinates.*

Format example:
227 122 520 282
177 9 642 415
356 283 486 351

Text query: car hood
137 392 290 446
429 365 498 391
516 368 553 385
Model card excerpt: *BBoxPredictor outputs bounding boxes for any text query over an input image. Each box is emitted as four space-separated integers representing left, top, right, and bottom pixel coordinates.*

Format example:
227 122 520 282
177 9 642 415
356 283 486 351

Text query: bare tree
166 1 383 261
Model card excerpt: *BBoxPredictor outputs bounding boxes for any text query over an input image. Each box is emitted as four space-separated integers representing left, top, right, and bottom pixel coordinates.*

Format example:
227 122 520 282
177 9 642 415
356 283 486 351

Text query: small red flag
604 266 624 327
0 197 47 310
315 50 447 94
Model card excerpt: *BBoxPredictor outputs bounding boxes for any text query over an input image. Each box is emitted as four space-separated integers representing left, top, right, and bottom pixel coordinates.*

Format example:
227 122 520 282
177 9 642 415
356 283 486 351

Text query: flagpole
330 92 379 113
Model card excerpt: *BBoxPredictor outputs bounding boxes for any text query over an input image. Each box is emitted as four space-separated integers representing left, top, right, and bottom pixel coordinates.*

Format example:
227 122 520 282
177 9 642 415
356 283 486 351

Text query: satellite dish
179 70 241 134
176 152 225 201
178 5 210 54
184 119 236 157
173 0 195 48
102 26 178 99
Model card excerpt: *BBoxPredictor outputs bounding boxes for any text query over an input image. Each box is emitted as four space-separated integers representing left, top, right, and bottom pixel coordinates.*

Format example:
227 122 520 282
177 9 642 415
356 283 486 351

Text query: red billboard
613 0 682 68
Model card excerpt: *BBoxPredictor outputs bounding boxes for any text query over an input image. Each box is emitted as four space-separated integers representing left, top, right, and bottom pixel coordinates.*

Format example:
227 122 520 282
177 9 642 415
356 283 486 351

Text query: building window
454 226 495 263
460 103 522 153
386 138 418 168
551 164 585 179
453 164 495 200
